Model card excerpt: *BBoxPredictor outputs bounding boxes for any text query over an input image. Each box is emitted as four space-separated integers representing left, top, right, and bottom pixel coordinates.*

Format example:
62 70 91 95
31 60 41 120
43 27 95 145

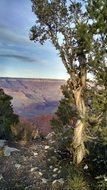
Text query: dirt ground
0 136 66 190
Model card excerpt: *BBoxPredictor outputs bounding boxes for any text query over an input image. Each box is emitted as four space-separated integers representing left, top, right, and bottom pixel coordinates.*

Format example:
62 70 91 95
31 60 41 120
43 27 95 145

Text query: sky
0 0 69 79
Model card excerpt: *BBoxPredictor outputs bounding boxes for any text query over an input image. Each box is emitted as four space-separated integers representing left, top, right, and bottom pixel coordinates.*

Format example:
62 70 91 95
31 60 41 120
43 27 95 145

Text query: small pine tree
0 88 19 139
51 80 77 152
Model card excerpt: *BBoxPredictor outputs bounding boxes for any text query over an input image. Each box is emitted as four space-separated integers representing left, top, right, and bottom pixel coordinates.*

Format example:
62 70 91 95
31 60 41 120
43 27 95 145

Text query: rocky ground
0 134 67 190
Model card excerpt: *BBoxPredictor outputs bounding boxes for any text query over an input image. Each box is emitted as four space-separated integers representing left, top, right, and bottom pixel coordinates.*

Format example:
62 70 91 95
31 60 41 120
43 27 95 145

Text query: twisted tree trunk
72 86 86 164
71 54 87 164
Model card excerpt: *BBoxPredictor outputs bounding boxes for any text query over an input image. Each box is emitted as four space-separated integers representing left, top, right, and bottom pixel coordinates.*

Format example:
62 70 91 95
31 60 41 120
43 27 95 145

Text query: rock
53 174 57 178
53 168 58 172
15 164 21 169
4 146 19 156
33 152 38 156
49 166 53 169
50 140 55 144
52 178 64 185
23 157 27 161
84 164 88 170
58 178 64 185
38 171 43 176
46 132 55 140
52 178 64 188
52 180 57 185
44 145 50 150
31 167 38 172
0 174 3 180
0 140 6 147
41 178 48 184
0 142 20 157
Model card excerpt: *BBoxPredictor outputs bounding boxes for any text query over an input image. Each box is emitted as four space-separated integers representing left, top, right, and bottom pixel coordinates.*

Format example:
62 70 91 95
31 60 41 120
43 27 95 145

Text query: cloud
0 54 37 63
0 26 31 46
0 27 58 65
0 26 57 53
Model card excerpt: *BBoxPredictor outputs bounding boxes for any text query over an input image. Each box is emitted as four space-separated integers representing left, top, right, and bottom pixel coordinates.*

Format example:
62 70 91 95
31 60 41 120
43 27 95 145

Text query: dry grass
11 121 39 142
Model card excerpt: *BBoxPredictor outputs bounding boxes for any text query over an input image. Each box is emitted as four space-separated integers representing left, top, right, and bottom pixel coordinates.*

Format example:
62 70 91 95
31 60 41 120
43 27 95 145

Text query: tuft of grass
66 164 91 190
67 173 88 190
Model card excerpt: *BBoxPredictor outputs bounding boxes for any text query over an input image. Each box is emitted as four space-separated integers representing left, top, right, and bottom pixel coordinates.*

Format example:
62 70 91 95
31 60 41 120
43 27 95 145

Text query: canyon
0 78 65 135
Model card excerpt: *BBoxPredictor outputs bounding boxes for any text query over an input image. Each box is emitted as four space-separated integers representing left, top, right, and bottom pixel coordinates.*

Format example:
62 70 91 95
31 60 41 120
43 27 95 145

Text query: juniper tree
87 0 107 143
0 89 19 139
30 0 107 164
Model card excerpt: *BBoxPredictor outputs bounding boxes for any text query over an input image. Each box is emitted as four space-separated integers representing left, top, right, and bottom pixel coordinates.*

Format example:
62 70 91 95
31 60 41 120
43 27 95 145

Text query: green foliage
95 176 107 190
30 0 106 75
66 165 91 190
51 81 77 152
52 82 76 125
0 89 19 139
85 66 107 189
30 0 107 188
67 174 87 190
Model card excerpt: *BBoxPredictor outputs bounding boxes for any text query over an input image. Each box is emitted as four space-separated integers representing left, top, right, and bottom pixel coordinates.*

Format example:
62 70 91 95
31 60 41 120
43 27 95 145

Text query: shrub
0 89 19 139
95 176 107 190
11 120 39 142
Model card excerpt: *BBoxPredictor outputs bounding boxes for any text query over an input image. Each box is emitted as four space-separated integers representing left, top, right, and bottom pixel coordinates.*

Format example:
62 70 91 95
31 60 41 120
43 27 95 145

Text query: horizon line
0 76 66 81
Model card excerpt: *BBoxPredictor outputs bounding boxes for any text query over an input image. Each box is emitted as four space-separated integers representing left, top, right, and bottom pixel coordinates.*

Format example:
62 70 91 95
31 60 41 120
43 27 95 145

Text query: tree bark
72 85 87 164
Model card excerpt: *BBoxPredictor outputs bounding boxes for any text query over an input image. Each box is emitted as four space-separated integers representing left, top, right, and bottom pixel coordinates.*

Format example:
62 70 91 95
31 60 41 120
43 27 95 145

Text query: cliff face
0 78 65 118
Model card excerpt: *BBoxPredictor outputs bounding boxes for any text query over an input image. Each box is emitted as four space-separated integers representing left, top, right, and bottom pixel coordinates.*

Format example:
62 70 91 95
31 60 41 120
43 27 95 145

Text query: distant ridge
0 77 65 118
0 77 66 82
